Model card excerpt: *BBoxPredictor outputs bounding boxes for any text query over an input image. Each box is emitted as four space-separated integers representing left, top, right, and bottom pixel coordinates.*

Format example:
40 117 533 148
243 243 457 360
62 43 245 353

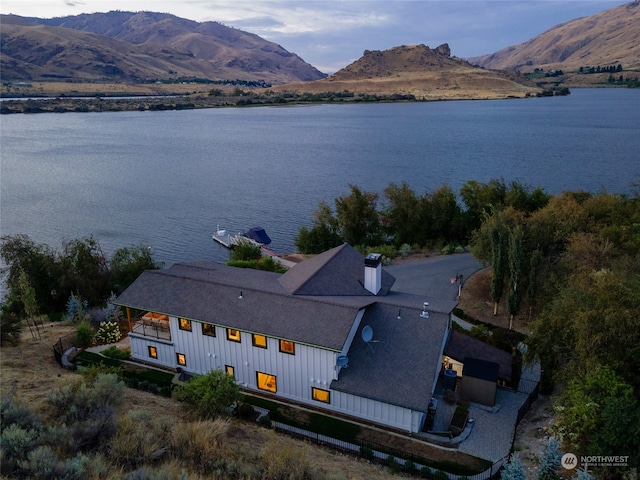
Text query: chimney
364 253 382 295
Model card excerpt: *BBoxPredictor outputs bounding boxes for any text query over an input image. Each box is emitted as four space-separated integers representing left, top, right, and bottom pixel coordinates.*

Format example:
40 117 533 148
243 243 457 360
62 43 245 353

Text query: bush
360 445 374 460
0 310 23 345
0 395 42 432
435 470 449 480
262 433 309 480
94 320 121 344
173 369 240 419
170 419 229 473
421 466 432 478
101 346 131 360
237 402 256 421
404 459 417 472
110 410 168 470
399 243 412 257
75 320 95 348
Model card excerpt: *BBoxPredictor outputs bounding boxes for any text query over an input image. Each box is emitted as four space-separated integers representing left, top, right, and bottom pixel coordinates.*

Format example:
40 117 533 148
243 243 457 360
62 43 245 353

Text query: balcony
130 312 171 341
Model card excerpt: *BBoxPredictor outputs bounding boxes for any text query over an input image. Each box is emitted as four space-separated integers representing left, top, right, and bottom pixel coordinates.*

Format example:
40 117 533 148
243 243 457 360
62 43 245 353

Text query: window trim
256 371 277 393
312 387 331 404
252 334 267 349
279 339 295 355
178 318 192 332
148 346 158 359
227 328 241 343
176 353 186 366
202 323 216 337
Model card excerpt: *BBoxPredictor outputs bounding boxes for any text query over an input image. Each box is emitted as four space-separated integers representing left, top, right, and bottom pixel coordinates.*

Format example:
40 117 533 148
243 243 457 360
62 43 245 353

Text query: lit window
176 353 186 366
148 346 157 359
257 372 277 393
202 323 216 337
252 334 267 348
227 329 241 342
312 387 331 404
179 318 192 331
279 340 295 355
225 365 235 379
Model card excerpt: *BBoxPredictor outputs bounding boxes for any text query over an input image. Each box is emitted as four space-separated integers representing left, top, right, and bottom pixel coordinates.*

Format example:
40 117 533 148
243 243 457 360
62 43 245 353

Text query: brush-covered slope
468 1 640 73
272 44 541 100
0 11 326 84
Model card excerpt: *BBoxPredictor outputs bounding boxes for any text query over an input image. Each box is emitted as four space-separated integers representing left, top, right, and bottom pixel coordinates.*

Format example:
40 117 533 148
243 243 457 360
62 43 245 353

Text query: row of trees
0 234 162 319
295 179 551 254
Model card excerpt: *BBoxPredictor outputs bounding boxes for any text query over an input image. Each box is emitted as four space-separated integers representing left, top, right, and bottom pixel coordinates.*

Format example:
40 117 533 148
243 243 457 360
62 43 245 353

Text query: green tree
0 235 59 315
334 184 381 246
173 369 240 419
507 225 524 329
58 236 110 307
381 181 422 246
460 178 507 233
501 452 525 480
110 244 163 293
526 249 542 321
536 438 561 480
0 309 23 346
430 184 465 244
295 200 342 254
489 216 507 316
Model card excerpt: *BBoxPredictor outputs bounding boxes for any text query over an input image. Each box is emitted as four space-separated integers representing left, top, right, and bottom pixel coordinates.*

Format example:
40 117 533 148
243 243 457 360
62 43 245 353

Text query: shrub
173 369 240 419
0 395 42 432
399 243 412 257
110 410 168 470
101 345 131 360
404 459 417 472
262 433 309 480
237 402 256 421
421 466 432 478
360 445 374 460
79 363 124 383
0 424 40 473
171 419 229 473
435 470 449 480
0 310 23 345
94 320 121 344
75 320 95 348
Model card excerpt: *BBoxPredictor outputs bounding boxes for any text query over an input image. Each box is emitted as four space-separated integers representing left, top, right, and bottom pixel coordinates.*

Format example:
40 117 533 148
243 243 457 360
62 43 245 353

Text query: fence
272 420 501 480
52 333 77 368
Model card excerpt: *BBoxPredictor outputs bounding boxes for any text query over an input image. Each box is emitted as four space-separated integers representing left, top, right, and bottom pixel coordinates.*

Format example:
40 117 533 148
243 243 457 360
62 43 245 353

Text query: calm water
1 88 639 269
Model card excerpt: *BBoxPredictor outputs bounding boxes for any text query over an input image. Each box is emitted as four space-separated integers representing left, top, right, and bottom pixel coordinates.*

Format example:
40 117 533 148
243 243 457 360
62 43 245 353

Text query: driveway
384 253 483 300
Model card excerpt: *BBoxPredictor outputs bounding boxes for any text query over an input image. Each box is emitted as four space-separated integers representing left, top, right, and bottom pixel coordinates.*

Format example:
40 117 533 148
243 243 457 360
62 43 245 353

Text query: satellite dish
362 325 373 343
337 355 349 367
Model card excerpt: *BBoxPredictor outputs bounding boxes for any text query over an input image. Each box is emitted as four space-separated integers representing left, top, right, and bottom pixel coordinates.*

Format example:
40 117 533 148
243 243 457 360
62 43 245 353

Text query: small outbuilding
459 357 500 407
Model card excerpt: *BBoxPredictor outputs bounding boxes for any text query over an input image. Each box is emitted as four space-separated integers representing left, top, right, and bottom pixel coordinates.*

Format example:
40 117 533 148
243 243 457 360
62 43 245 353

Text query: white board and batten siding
129 334 175 369
169 318 338 396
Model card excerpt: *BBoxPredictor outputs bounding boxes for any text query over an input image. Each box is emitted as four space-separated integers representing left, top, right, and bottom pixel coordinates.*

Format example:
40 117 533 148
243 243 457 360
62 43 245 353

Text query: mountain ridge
0 11 326 84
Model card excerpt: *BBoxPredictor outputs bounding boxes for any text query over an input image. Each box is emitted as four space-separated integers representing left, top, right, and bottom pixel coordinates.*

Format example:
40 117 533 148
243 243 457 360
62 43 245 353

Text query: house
115 244 459 433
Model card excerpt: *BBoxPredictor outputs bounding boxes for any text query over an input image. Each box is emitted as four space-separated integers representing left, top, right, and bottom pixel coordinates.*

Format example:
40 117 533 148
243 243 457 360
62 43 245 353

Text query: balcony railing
130 312 171 341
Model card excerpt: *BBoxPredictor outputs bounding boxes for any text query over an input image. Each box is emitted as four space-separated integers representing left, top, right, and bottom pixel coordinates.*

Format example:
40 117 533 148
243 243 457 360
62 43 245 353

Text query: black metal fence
272 420 500 480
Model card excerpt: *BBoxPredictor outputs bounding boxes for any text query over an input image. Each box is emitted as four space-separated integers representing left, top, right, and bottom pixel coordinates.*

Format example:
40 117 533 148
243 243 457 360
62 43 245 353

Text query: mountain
468 1 640 74
270 44 542 100
0 12 326 84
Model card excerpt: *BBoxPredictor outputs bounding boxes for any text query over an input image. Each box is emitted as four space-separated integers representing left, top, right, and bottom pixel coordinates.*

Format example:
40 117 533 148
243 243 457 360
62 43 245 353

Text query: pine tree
501 452 526 480
576 466 594 480
536 438 561 480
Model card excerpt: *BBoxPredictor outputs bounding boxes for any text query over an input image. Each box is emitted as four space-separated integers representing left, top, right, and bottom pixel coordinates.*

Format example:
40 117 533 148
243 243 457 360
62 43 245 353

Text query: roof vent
420 302 430 318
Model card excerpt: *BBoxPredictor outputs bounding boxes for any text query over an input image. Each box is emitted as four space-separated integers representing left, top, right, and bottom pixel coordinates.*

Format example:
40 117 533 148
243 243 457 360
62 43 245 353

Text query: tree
489 216 507 316
536 438 561 480
526 249 542 320
0 235 59 315
295 200 342 254
430 184 465 244
381 181 421 246
0 309 23 346
58 236 110 307
110 244 163 293
334 184 381 246
501 452 525 480
507 225 524 329
460 178 507 233
174 369 241 419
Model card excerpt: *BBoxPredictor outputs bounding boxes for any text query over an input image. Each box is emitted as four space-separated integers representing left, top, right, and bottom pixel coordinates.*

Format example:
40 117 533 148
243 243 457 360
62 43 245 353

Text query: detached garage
459 357 499 407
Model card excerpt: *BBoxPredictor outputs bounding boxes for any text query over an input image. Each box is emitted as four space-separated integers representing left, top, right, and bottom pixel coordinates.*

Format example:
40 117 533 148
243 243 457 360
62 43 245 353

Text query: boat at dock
212 225 272 249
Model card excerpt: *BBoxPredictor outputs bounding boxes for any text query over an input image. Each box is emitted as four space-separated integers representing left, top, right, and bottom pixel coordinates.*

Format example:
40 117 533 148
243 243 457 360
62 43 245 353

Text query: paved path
385 253 483 300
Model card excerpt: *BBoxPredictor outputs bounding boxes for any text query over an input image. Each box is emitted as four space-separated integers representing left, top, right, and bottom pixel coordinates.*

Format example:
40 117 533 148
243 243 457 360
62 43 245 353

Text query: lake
1 88 639 270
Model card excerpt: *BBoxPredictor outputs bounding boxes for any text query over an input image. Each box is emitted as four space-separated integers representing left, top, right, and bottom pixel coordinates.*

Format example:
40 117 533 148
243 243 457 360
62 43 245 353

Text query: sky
0 0 631 73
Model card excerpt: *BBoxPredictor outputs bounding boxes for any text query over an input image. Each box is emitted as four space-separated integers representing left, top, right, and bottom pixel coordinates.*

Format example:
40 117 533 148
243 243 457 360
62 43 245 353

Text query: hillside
270 44 543 100
0 12 326 84
467 1 640 78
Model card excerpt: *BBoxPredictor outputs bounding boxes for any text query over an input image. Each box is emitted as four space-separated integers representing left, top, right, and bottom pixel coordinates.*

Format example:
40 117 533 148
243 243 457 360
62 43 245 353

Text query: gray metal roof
330 303 449 412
